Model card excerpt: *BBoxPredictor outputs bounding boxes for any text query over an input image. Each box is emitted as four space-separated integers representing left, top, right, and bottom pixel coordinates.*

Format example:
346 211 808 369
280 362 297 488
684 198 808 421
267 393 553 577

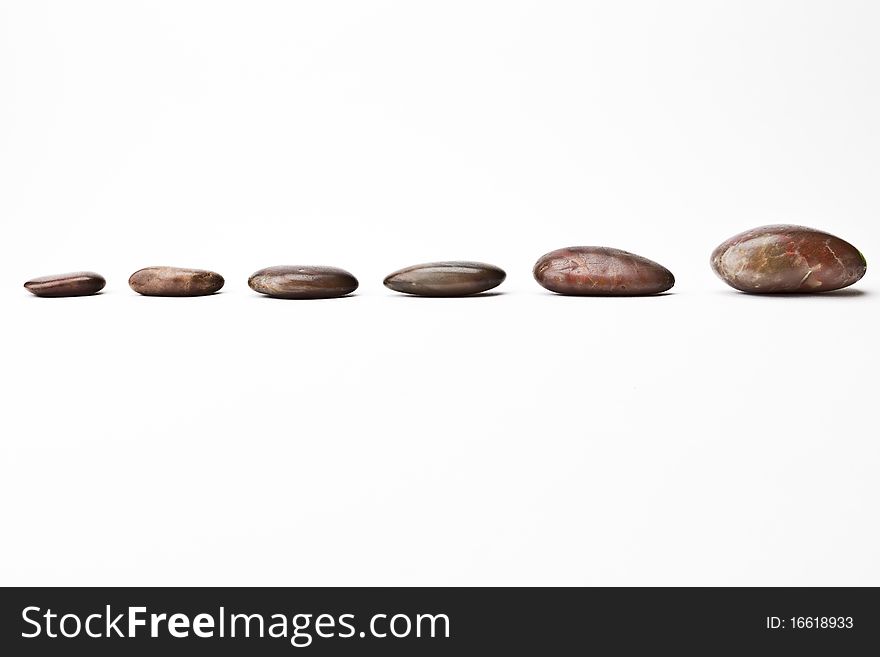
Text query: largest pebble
711 225 867 293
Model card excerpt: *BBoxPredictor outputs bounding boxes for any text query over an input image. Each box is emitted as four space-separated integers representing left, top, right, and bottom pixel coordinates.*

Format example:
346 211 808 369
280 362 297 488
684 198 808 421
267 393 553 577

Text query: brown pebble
533 246 675 296
129 267 224 296
24 271 106 297
711 225 867 293
248 266 358 299
383 261 506 296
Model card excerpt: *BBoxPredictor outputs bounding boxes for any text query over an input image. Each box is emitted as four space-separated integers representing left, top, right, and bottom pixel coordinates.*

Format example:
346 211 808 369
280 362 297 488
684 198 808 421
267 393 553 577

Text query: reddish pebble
533 247 674 296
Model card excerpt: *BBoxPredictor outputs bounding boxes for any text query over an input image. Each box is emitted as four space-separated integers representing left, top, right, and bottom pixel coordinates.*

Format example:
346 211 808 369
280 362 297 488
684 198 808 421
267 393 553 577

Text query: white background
1 1 877 585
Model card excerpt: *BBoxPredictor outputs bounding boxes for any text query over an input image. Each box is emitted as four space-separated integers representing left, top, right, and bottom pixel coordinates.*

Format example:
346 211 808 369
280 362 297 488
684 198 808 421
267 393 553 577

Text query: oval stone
248 266 358 299
129 267 224 297
711 225 867 293
533 247 675 296
383 261 506 296
24 271 106 297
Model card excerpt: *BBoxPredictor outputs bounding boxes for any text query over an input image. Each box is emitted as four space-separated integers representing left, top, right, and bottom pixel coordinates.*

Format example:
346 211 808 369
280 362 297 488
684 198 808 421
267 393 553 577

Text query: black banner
1 587 876 654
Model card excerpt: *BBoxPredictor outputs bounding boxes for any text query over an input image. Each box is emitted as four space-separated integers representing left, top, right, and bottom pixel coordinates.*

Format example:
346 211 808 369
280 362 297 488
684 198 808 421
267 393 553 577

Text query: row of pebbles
24 225 867 298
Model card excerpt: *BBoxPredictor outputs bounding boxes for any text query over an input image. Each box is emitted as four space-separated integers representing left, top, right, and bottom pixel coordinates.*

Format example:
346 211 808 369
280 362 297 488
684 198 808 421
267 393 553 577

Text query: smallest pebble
24 271 106 297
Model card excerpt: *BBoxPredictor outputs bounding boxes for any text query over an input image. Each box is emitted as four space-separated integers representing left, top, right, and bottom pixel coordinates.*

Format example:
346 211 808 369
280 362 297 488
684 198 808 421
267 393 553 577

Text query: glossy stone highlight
533 247 674 296
129 267 224 296
384 261 506 297
248 266 358 299
711 225 867 293
24 271 106 297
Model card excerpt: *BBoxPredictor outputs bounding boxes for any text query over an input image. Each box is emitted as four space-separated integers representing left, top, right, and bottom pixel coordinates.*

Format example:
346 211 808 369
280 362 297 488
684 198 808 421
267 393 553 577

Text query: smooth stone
248 266 358 299
24 271 106 297
533 246 675 296
129 267 224 297
383 261 506 296
711 225 867 293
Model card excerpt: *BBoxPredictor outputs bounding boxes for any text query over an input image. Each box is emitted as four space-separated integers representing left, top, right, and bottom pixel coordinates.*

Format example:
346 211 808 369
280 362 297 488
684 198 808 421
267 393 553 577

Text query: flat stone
129 267 224 296
248 266 358 299
383 261 506 296
711 225 867 293
533 247 675 295
24 271 106 297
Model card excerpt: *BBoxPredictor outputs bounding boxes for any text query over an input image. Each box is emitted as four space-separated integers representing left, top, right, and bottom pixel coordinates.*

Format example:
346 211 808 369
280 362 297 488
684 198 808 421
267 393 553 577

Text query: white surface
0 0 877 586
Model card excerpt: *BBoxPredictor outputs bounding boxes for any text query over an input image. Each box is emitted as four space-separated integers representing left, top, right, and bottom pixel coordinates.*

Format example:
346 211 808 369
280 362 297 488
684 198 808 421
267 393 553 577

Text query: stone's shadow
254 293 358 301
540 291 676 298
732 288 868 299
28 291 105 299
389 291 506 299
132 291 223 298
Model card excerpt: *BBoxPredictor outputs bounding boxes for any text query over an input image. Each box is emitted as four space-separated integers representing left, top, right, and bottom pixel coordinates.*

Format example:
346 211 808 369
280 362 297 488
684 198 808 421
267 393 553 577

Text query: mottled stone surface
384 261 506 296
711 225 867 293
24 271 106 297
533 247 675 296
129 267 224 296
248 266 358 299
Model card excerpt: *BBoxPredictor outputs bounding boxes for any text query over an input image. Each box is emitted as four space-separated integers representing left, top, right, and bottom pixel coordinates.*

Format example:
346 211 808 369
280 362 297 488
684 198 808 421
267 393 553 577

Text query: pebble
24 271 106 297
383 261 506 296
533 247 675 295
129 267 224 296
248 266 358 299
711 225 867 293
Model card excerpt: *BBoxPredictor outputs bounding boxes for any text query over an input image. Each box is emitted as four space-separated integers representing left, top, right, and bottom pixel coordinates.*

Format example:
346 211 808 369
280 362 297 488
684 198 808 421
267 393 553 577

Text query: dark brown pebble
248 266 358 299
24 271 106 297
533 246 675 296
383 261 506 296
711 225 867 293
128 267 224 296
